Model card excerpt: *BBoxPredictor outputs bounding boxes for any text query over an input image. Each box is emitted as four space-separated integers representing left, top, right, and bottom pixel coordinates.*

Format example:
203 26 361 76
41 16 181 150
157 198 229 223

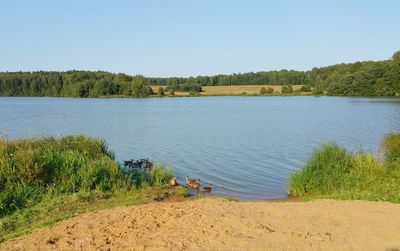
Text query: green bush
288 144 353 197
1 216 17 232
127 163 173 188
167 83 202 93
288 133 400 202
281 85 293 94
131 75 153 97
149 164 173 187
378 85 396 96
381 132 400 167
298 85 311 92
158 86 165 96
0 136 130 216
260 87 273 95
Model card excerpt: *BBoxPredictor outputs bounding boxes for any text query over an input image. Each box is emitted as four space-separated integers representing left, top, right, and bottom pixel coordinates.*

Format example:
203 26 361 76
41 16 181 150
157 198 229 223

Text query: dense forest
0 72 153 98
0 51 399 97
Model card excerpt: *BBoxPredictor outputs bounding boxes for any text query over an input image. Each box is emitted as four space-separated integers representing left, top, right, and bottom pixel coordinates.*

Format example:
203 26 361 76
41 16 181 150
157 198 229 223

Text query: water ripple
1 96 400 199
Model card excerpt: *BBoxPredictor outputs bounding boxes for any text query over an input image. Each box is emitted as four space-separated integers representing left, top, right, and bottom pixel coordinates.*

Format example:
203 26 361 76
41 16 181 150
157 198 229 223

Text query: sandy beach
1 198 399 251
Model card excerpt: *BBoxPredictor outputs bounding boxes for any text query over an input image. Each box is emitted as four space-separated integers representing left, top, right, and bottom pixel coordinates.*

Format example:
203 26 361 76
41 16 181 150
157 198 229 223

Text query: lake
1 96 400 200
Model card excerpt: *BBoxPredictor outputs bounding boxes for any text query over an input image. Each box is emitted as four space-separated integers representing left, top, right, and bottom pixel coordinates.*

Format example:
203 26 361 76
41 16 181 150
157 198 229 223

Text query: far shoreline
1 94 400 99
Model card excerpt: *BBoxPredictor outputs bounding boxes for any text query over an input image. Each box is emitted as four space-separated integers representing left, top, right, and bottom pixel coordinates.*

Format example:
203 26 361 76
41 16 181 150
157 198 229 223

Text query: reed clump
288 133 400 203
0 136 175 216
0 136 130 216
0 135 182 243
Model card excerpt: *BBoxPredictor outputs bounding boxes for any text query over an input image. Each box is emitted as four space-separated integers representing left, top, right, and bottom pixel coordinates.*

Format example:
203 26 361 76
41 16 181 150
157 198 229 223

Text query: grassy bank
0 136 187 243
288 133 400 202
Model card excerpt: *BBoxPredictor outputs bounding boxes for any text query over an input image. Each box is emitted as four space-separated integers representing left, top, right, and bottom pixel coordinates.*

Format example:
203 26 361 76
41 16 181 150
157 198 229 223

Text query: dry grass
151 85 305 96
202 85 304 95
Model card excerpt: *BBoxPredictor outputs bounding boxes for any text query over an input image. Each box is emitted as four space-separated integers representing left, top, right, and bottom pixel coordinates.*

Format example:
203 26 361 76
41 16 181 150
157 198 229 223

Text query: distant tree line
150 51 400 96
0 71 152 98
0 51 399 97
149 71 306 88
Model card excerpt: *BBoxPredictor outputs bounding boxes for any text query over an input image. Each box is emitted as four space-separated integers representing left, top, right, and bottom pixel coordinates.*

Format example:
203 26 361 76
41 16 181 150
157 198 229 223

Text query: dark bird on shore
201 184 212 193
140 159 154 173
185 176 201 188
124 159 141 169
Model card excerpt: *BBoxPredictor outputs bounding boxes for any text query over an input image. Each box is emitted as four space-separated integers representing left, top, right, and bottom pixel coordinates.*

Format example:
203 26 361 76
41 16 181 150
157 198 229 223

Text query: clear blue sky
1 0 399 77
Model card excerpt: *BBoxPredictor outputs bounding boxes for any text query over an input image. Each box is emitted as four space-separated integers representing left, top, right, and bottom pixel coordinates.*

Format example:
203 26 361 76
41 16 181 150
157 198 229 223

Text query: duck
185 176 201 188
123 159 141 169
170 177 178 187
140 159 154 173
201 184 212 193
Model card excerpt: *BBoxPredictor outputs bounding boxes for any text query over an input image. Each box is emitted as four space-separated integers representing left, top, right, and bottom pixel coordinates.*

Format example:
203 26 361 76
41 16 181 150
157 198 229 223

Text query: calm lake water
1 96 400 200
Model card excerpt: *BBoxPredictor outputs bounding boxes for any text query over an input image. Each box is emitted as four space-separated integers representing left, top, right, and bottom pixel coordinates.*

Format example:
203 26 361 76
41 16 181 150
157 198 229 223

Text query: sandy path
1 198 399 251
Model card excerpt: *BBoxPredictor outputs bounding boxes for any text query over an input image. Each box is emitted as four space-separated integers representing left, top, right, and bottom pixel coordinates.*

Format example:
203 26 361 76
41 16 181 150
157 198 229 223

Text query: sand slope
1 198 399 251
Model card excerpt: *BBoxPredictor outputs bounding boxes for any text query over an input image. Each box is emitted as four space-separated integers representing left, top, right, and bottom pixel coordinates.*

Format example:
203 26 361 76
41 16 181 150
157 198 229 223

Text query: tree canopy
0 51 399 97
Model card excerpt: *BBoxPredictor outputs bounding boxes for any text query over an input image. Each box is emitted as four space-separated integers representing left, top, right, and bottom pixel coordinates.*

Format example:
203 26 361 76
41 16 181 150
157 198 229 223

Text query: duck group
123 158 154 173
169 176 212 193
123 158 212 194
185 176 201 188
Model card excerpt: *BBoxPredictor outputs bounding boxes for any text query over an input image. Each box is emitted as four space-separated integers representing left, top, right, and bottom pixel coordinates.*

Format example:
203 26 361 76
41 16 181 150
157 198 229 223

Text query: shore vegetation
0 135 186 243
288 133 400 202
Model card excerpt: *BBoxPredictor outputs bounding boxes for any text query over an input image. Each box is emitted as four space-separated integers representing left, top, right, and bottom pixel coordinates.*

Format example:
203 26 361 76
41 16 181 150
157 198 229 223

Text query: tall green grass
0 135 184 243
126 162 173 188
288 133 400 202
0 136 176 216
381 132 400 168
0 136 129 216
